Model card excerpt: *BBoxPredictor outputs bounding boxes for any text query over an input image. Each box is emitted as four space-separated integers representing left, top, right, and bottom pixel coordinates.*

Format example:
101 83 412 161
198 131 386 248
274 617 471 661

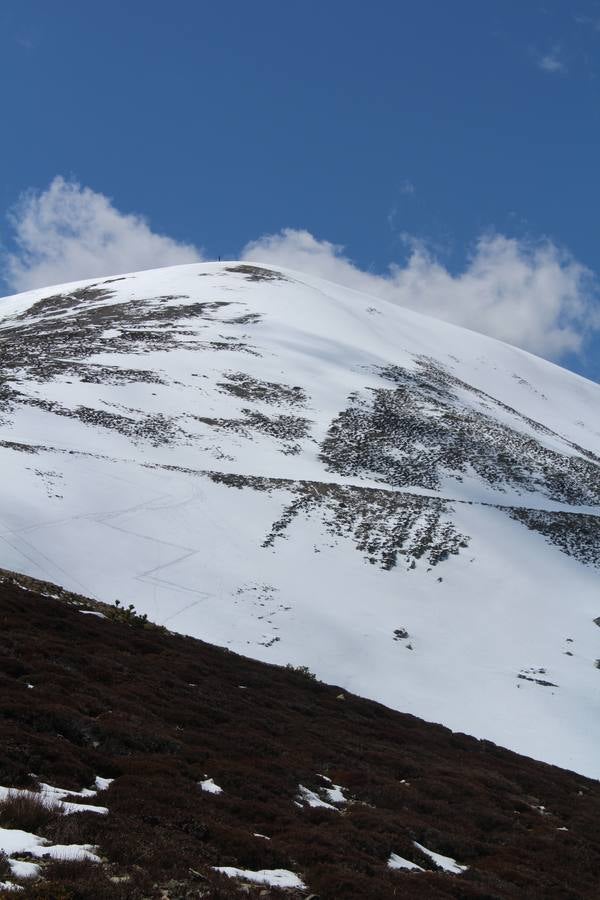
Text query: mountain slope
1 570 600 899
0 262 599 777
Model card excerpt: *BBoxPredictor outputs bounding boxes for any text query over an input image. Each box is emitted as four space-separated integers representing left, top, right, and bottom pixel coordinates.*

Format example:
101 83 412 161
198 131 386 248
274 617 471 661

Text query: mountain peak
1 262 599 777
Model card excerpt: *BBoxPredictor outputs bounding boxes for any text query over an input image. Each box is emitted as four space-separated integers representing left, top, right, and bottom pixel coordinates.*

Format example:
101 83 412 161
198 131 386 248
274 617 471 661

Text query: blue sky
1 0 599 379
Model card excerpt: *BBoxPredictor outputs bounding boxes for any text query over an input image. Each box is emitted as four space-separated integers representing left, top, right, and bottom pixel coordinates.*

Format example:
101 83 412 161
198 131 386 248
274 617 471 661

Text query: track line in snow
2 438 597 517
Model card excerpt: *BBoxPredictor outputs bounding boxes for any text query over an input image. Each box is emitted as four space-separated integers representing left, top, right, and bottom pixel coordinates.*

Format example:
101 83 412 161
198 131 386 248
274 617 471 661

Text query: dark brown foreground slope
0 571 599 900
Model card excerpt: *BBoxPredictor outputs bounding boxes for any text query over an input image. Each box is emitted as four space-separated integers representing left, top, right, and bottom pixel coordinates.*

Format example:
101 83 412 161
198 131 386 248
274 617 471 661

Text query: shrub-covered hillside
0 569 599 899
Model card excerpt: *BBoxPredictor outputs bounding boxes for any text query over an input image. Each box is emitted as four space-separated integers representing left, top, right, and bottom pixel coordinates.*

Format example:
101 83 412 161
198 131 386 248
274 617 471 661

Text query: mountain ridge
0 261 598 777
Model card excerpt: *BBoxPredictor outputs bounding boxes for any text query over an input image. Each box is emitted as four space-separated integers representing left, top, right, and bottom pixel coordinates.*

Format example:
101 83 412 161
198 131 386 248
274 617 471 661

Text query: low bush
0 789 58 833
0 851 10 879
105 600 148 628
284 663 318 680
44 808 96 846
28 860 154 900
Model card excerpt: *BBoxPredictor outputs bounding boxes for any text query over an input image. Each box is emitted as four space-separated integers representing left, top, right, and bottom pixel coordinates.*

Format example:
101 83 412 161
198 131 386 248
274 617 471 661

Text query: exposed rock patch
506 508 600 567
217 372 307 407
321 358 600 506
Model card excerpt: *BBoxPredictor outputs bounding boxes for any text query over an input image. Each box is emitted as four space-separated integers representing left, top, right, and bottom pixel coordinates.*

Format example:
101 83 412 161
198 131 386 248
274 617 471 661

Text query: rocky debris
507 508 600 568
320 357 600 506
217 372 307 407
225 264 287 282
0 286 257 391
196 409 311 454
206 472 468 570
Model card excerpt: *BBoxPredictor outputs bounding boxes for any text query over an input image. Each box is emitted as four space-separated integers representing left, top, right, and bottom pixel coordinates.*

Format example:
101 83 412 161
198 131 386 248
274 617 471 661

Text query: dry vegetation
0 571 599 898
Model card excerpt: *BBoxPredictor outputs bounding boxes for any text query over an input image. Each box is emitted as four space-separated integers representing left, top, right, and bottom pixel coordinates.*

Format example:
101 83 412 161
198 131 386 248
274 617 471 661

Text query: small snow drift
387 852 424 872
413 841 468 874
0 783 108 816
199 777 223 795
296 785 339 811
0 823 100 880
212 866 306 889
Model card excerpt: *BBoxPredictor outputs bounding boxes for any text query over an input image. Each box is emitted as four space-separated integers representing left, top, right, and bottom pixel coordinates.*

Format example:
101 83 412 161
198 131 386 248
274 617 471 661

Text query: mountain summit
1 261 598 776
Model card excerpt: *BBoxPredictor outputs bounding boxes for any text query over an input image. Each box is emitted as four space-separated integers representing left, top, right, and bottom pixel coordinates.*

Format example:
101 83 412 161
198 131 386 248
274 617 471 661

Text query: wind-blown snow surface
1 261 599 776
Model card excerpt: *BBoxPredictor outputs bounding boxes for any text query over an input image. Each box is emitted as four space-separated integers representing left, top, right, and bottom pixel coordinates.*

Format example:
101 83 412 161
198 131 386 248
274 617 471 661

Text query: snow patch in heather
213 866 306 889
0 782 108 816
322 783 347 804
199 778 223 795
316 775 349 804
413 841 468 874
296 785 339 811
0 824 100 879
8 860 40 879
388 852 424 872
94 776 114 791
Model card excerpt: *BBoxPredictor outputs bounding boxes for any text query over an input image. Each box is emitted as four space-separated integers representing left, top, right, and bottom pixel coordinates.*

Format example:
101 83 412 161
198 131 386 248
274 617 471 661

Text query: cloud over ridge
2 178 598 363
243 228 599 359
5 177 203 292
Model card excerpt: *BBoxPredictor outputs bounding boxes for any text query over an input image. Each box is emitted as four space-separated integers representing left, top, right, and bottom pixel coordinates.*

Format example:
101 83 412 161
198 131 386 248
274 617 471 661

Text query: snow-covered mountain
1 261 599 777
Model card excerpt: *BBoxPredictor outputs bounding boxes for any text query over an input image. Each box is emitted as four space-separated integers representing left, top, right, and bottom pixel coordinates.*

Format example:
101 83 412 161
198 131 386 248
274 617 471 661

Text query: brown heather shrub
0 852 10 879
37 858 101 884
44 808 99 846
29 859 155 899
0 789 58 833
19 887 75 900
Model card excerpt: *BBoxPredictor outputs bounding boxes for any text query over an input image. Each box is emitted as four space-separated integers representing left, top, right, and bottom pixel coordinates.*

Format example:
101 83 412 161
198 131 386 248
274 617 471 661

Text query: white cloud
4 178 598 362
574 14 600 32
537 50 567 73
4 177 203 291
243 228 599 358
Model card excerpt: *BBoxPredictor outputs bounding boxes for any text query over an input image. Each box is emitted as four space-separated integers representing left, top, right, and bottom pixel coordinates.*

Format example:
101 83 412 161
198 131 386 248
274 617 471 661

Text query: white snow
94 776 114 791
387 852 424 871
199 778 223 795
323 784 347 804
0 782 108 816
413 841 468 874
212 867 306 889
38 782 96 800
318 775 348 803
1 261 599 776
8 860 40 879
0 824 100 877
317 776 347 804
296 785 339 811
